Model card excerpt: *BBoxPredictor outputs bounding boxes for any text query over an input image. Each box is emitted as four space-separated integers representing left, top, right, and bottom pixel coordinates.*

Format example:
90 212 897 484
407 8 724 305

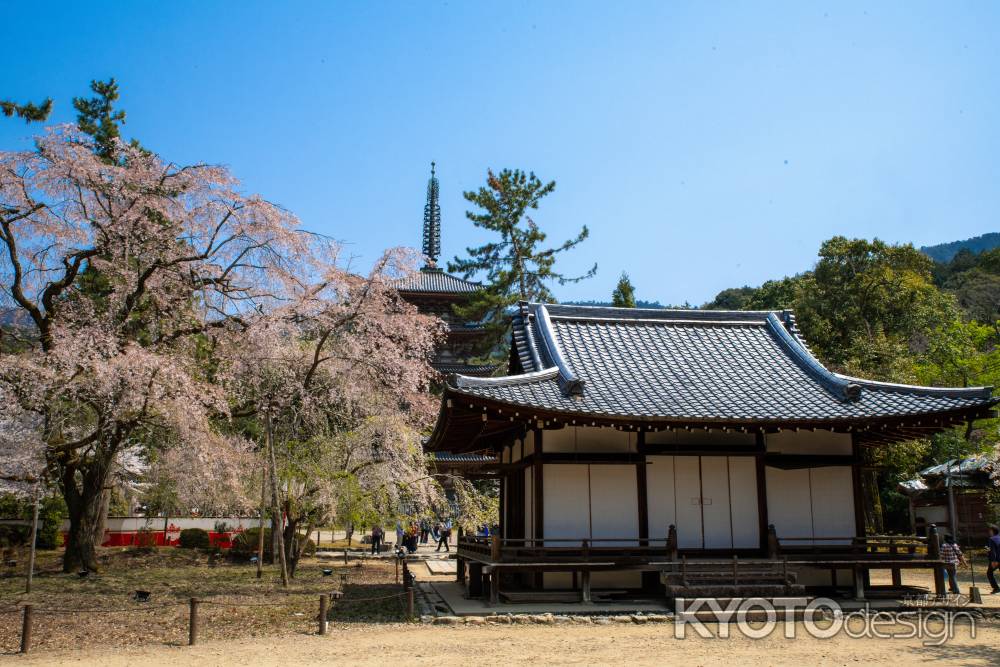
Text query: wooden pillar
533 427 544 545
581 570 592 604
755 430 770 555
851 437 867 538
457 557 466 584
488 568 499 606
533 427 544 590
852 567 865 600
928 524 945 596
468 562 483 597
890 542 902 587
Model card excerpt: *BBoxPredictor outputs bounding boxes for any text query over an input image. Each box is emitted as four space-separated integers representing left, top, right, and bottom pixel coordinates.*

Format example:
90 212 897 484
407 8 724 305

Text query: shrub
179 527 211 550
229 527 315 562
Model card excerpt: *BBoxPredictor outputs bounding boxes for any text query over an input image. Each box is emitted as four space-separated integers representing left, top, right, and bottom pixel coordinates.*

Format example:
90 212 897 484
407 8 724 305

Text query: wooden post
318 594 328 635
188 598 200 646
732 555 739 585
890 542 902 587
928 524 945 596
395 557 399 584
488 568 499 606
457 557 466 584
667 525 678 561
25 491 39 594
407 588 415 620
491 534 501 562
767 524 779 559
343 548 348 565
19 604 32 654
852 567 865 600
581 570 592 604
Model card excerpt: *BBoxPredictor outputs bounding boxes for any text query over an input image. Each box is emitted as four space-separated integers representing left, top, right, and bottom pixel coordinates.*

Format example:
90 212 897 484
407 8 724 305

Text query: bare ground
7 620 1000 667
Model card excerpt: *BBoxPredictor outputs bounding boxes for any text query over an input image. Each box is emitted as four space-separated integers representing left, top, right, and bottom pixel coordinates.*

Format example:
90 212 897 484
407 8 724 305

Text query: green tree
449 169 596 358
611 272 637 308
72 79 135 163
1 98 52 123
795 237 955 377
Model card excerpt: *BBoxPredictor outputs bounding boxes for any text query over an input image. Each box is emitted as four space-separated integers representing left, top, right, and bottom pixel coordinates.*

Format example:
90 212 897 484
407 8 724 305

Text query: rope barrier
1 590 407 614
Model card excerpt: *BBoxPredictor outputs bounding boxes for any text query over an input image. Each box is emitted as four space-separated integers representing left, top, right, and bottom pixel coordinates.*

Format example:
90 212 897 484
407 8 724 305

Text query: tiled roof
432 362 501 377
428 452 499 464
446 302 996 424
395 268 481 294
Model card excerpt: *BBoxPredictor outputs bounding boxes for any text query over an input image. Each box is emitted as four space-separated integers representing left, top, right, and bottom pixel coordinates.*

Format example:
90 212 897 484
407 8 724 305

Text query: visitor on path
406 522 420 553
420 519 430 544
395 521 404 551
939 534 965 594
370 525 384 554
987 524 1000 594
436 519 452 552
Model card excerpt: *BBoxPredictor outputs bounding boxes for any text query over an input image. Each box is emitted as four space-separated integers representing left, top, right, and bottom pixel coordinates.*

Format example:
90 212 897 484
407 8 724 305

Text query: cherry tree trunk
59 446 116 573
62 470 111 573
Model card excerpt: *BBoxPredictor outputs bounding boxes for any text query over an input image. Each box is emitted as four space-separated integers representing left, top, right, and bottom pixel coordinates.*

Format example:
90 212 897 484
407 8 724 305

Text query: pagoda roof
395 267 481 295
428 303 997 451
432 362 501 377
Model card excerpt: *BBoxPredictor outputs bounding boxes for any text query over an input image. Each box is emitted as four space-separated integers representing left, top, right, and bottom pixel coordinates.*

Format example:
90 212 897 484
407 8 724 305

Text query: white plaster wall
542 464 590 546
765 466 857 545
646 456 677 541
700 456 733 549
590 465 639 546
765 430 852 455
765 467 814 540
645 428 755 447
542 426 635 453
809 466 855 544
674 457 703 549
728 457 760 549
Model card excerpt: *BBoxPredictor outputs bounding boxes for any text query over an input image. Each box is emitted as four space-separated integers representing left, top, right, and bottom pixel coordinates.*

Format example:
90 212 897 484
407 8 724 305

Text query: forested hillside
920 232 1000 263
702 236 1000 533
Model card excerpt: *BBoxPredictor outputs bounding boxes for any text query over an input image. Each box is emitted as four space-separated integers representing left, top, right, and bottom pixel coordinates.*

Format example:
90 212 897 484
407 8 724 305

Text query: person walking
939 534 965 594
420 519 430 545
436 519 453 552
987 524 1000 594
370 525 384 555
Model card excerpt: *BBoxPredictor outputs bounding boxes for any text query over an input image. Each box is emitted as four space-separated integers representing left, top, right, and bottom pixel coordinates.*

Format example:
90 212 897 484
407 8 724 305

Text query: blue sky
2 2 999 305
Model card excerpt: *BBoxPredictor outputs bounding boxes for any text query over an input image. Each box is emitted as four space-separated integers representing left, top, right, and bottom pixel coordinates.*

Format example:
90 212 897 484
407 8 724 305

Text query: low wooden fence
2 580 416 654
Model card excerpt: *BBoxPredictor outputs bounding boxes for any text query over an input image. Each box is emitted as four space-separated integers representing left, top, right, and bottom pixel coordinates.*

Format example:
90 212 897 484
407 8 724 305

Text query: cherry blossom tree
218 249 453 577
0 126 314 571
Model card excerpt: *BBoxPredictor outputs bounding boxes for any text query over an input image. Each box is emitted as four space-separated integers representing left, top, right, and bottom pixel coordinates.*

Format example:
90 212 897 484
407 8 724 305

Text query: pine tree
72 79 143 163
1 98 52 123
449 169 596 359
611 272 637 308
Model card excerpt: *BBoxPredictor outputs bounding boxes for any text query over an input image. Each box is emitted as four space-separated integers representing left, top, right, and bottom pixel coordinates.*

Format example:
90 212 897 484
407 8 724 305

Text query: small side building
426 302 998 603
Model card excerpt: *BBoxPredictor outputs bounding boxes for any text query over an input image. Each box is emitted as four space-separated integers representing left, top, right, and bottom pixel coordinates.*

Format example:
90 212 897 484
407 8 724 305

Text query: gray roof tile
448 302 996 423
395 268 480 294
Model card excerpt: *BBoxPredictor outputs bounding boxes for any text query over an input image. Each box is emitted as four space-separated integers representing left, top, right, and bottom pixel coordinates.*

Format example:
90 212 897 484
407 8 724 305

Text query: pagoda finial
422 161 441 268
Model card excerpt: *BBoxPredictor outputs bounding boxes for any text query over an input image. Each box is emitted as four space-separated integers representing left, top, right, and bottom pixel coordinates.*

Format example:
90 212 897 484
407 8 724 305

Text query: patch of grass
0 547 405 654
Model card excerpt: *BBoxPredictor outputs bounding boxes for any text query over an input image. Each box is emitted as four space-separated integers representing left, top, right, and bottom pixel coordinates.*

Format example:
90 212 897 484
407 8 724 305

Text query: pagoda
396 163 498 378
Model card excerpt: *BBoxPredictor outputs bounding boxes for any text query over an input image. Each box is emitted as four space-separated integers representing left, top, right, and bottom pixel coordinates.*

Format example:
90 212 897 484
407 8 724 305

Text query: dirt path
9 620 999 667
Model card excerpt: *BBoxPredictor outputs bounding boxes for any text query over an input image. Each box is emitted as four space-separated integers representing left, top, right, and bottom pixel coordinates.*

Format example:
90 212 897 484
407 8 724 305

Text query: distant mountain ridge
920 232 1000 263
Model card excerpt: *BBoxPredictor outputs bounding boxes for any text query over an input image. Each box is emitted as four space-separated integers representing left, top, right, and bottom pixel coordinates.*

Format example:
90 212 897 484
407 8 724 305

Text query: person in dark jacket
987 524 1000 594
370 525 384 555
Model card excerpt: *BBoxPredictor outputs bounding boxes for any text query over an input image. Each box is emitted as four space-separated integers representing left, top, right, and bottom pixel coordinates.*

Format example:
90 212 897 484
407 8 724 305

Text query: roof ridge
833 374 995 400
451 366 559 389
765 313 862 402
536 302 774 323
